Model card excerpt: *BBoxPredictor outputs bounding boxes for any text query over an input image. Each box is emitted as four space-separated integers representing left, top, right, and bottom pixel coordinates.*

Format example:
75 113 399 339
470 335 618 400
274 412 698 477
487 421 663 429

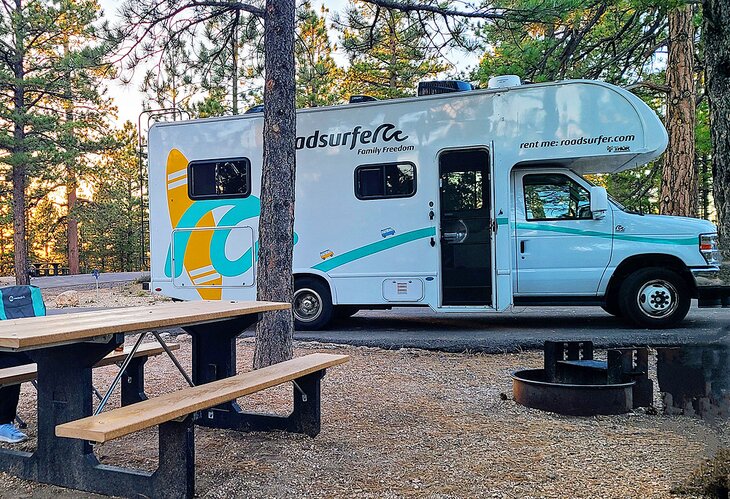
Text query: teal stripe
313 227 436 272
516 223 698 245
30 286 46 317
0 300 6 320
496 217 509 226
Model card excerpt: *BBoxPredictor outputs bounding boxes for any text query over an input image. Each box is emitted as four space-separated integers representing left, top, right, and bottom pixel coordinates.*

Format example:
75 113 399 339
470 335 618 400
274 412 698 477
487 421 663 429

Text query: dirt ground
0 284 726 498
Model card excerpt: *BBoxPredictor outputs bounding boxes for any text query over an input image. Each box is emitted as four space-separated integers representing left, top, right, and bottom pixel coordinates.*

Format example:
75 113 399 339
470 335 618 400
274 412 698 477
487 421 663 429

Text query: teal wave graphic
515 222 698 245
165 197 261 278
313 227 436 272
165 197 300 279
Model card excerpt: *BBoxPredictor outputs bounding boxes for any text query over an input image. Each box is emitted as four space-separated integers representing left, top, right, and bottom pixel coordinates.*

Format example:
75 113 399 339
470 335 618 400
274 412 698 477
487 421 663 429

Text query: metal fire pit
512 341 653 416
513 369 635 416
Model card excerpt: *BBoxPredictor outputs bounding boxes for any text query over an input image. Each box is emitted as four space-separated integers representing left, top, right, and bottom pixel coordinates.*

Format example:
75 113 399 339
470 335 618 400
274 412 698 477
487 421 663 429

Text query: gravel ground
41 282 169 309
0 333 726 498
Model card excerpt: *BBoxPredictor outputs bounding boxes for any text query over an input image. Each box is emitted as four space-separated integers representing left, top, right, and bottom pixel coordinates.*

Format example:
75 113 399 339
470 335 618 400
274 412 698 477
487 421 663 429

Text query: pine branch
360 0 505 20
625 81 671 93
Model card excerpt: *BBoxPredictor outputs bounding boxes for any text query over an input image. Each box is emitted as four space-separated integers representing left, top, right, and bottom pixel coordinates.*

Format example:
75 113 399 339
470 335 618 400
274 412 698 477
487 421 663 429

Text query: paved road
44 291 730 352
284 304 730 352
0 271 146 289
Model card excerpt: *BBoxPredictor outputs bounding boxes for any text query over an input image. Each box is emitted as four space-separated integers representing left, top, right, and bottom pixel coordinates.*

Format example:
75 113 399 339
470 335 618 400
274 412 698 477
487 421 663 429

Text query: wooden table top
0 300 290 350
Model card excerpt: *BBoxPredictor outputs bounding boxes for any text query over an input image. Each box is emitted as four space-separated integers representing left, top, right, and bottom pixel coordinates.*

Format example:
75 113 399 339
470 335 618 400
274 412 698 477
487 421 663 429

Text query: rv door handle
520 240 525 253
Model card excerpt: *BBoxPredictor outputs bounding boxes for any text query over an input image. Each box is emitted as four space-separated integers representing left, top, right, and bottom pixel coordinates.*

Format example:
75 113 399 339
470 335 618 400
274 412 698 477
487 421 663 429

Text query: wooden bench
56 353 349 498
0 342 180 406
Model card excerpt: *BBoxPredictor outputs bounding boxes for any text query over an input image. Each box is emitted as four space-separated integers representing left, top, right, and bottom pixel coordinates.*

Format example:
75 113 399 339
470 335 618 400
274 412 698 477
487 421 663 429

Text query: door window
523 174 591 221
440 169 485 214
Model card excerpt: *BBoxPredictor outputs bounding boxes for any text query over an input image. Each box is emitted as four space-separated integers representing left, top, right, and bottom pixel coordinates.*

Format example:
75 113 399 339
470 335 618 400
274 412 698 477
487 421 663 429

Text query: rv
147 78 728 330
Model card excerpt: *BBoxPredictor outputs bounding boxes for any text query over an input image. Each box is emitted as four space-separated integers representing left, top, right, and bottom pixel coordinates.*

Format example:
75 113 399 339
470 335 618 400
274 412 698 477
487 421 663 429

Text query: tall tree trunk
661 5 697 217
232 17 239 115
67 179 79 274
704 0 730 253
12 0 28 286
253 0 296 369
12 139 27 286
65 41 79 275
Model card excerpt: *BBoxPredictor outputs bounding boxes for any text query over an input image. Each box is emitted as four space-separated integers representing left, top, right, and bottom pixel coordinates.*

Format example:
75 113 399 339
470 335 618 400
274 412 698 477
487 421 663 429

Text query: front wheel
293 278 333 331
618 268 691 328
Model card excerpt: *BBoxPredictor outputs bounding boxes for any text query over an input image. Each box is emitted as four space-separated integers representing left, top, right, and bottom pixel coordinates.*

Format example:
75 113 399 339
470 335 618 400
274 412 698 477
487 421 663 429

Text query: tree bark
660 5 697 217
704 0 730 252
253 0 296 369
232 18 239 115
65 40 80 275
67 179 79 274
12 0 28 285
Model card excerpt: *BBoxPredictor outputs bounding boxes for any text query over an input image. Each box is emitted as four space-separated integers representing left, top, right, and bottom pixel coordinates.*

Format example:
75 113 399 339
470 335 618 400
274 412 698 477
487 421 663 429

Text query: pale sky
96 0 477 126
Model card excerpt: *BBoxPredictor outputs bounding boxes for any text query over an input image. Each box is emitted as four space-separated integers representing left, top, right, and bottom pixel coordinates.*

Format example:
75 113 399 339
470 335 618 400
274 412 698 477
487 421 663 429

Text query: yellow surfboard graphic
166 149 222 299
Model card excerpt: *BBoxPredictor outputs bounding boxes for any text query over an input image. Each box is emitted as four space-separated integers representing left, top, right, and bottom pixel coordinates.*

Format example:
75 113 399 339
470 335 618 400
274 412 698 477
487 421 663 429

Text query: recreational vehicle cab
147 78 728 330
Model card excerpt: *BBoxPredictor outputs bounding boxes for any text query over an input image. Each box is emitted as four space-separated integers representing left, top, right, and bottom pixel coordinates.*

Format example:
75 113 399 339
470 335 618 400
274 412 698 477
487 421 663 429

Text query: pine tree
141 38 198 112
78 122 144 272
339 1 449 99
475 1 667 84
296 3 342 108
194 12 264 115
0 0 112 284
703 0 730 252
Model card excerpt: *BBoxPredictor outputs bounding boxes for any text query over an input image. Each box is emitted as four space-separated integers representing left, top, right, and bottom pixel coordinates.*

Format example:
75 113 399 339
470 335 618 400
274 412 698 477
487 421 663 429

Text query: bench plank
95 342 180 368
56 353 349 443
0 364 36 386
0 342 180 387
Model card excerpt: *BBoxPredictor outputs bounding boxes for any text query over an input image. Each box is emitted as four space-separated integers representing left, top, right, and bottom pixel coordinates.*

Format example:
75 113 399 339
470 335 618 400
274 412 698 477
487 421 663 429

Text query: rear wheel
618 268 691 328
293 278 333 331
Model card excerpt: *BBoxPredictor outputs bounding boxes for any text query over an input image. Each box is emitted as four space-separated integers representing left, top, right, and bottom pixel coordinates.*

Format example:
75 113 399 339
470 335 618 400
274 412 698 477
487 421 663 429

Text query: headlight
700 233 722 265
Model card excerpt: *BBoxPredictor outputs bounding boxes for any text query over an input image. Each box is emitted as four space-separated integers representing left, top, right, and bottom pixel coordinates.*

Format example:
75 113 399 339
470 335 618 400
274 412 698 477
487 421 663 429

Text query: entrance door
439 149 492 306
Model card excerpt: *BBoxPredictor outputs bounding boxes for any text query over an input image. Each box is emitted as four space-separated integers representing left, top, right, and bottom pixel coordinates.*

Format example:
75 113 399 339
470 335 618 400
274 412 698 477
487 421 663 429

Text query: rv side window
523 174 591 221
188 158 251 200
355 162 416 200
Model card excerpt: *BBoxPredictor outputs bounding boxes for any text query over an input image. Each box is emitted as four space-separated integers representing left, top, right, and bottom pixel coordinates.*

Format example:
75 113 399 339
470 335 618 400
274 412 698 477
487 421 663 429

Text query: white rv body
148 79 726 329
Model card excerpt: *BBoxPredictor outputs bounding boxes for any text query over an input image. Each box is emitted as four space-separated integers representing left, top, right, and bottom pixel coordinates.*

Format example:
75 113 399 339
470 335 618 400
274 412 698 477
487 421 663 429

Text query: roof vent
349 95 379 104
418 80 473 96
487 75 521 89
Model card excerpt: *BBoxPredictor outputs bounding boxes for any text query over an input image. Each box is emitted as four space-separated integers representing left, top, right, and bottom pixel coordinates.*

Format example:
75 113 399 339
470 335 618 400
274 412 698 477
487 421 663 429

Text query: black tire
293 277 333 331
618 267 691 328
334 305 360 319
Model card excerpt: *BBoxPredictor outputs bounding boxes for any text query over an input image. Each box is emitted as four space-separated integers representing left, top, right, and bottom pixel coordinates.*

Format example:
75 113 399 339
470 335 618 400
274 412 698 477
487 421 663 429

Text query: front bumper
691 267 730 307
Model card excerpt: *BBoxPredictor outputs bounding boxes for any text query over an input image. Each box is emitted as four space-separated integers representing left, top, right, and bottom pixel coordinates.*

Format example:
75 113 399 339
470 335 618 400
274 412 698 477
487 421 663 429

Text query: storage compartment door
171 226 255 288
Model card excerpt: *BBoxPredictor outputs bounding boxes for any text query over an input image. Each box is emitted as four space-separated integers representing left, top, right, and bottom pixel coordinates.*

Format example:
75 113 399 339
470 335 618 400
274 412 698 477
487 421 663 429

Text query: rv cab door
514 170 613 295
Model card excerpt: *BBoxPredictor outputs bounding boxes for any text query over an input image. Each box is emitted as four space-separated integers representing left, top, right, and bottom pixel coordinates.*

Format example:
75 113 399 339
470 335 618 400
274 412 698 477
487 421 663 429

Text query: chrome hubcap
293 288 322 323
637 280 678 318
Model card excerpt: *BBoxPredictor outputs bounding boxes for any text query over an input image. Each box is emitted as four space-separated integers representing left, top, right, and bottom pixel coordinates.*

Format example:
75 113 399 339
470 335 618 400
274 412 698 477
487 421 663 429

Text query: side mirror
590 186 609 219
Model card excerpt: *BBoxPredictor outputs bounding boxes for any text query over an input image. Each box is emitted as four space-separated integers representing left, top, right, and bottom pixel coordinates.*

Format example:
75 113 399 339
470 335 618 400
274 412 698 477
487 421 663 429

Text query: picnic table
0 300 348 498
